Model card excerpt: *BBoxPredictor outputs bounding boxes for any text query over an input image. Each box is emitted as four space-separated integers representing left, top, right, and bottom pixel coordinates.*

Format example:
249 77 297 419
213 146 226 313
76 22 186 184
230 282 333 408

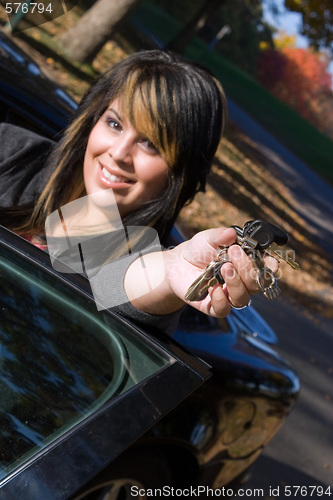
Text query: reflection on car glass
0 247 169 480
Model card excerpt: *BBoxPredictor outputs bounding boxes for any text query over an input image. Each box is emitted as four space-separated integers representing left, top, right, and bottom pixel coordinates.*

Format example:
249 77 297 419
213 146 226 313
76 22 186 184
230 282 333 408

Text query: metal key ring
216 248 231 262
257 267 281 300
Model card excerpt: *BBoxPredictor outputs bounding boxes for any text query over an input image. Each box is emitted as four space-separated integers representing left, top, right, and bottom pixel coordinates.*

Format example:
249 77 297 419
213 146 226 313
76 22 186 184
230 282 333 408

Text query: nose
109 134 133 164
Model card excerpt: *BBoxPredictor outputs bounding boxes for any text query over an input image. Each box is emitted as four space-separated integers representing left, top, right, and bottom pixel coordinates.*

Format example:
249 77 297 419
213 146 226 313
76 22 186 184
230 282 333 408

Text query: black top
0 123 53 207
0 123 182 335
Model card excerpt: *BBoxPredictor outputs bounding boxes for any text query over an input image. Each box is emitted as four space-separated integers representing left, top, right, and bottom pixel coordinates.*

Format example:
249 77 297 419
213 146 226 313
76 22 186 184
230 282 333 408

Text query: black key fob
242 220 288 249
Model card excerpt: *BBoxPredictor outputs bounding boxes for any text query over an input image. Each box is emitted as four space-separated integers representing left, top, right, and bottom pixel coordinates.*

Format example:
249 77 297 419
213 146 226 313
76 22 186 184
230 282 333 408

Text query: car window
0 243 171 481
0 106 44 135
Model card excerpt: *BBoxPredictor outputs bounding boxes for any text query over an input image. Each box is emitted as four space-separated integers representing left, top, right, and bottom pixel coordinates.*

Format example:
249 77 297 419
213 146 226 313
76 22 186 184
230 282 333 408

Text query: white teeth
102 167 130 183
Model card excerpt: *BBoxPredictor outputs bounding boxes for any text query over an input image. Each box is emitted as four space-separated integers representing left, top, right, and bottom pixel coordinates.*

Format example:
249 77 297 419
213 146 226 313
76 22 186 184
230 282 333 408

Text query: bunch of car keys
185 219 299 302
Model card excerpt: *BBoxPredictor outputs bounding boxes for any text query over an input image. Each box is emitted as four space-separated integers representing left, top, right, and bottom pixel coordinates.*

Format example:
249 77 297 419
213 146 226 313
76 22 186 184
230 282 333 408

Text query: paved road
245 295 333 498
227 99 333 258
227 100 333 497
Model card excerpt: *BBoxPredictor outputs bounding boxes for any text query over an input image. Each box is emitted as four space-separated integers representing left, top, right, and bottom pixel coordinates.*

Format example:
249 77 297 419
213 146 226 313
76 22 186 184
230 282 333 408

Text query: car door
0 226 211 500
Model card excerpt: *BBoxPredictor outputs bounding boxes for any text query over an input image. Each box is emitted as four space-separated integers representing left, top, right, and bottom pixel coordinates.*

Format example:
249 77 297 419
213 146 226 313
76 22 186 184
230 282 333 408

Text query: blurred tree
162 0 273 75
205 0 274 74
55 0 332 70
55 0 272 72
56 0 141 62
153 0 200 22
284 0 333 56
273 30 297 49
256 47 287 88
165 0 225 53
257 43 333 138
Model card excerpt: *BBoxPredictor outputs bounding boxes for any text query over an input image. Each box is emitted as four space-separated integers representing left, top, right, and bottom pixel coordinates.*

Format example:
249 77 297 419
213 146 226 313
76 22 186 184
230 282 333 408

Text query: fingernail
224 264 236 279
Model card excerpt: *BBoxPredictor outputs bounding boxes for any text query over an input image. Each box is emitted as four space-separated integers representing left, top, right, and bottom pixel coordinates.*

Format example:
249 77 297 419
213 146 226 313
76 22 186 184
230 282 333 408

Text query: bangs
119 70 178 167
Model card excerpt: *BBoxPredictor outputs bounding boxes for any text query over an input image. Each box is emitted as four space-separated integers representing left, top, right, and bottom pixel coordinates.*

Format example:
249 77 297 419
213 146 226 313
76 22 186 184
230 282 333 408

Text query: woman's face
83 99 169 217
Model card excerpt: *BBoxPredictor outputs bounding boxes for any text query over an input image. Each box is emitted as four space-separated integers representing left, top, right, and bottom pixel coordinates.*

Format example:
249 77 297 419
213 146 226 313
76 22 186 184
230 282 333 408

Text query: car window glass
0 244 171 480
0 108 45 135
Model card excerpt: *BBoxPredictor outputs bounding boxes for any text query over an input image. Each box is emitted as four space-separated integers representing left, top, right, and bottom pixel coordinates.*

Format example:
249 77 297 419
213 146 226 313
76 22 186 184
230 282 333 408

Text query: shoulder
0 123 55 207
0 123 54 161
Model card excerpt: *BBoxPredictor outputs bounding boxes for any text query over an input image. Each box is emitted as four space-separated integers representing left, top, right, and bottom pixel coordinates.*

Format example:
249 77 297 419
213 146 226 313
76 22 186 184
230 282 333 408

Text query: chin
89 189 122 213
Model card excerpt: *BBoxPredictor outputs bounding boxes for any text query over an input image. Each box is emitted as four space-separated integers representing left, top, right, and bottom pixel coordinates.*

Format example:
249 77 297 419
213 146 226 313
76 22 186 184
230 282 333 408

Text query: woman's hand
125 227 279 317
166 227 278 317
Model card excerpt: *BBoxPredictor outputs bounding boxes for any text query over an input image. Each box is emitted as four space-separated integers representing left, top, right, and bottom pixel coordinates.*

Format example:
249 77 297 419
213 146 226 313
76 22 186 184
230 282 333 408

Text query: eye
105 116 122 132
139 139 159 154
103 109 123 132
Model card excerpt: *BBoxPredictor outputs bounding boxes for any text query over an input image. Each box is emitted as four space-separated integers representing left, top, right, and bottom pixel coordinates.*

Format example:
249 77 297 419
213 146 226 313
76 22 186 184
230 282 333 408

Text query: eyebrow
107 107 122 122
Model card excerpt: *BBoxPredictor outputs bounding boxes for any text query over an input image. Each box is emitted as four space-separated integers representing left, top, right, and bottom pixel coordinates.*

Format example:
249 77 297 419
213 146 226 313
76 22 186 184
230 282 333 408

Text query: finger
207 284 231 317
227 244 259 293
220 262 252 307
263 254 279 273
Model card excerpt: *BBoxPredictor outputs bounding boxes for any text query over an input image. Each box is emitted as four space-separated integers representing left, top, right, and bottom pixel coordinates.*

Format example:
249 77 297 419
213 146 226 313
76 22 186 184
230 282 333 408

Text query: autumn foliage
256 44 333 139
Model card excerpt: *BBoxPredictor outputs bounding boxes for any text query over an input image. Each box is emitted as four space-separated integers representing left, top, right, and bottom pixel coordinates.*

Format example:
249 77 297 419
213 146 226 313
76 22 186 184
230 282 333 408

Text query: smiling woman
83 99 170 218
0 49 276 331
30 50 226 241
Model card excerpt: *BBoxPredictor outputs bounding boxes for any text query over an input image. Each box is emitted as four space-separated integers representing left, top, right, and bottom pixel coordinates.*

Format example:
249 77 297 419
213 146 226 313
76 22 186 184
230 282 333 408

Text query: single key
264 242 299 270
184 260 219 301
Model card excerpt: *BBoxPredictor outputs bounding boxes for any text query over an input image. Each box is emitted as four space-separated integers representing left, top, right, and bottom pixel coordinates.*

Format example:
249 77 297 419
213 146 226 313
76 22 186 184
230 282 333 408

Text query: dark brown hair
4 50 227 242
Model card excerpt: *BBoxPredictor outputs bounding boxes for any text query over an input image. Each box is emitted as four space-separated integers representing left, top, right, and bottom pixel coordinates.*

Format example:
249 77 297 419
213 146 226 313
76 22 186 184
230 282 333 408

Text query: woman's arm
124 227 278 318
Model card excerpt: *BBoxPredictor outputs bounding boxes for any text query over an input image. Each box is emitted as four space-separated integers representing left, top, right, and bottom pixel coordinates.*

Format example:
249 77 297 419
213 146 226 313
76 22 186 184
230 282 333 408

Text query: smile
102 167 134 184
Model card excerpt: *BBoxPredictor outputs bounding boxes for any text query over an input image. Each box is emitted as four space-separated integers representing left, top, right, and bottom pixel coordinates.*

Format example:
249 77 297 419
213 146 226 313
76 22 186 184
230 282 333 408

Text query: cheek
145 168 169 197
85 122 107 158
83 144 94 179
156 170 169 192
145 158 169 186
85 132 99 160
83 131 101 188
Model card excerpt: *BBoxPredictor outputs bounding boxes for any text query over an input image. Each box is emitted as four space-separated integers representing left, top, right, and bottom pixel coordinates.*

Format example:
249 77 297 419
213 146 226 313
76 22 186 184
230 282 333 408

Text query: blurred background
0 0 332 496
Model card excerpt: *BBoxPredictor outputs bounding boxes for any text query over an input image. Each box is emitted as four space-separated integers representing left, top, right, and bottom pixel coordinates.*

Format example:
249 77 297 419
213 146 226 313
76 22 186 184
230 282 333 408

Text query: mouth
101 165 135 185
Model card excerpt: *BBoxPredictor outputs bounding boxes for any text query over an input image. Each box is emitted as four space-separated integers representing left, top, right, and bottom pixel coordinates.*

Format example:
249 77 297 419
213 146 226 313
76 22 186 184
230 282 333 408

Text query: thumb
205 227 237 250
182 227 237 266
